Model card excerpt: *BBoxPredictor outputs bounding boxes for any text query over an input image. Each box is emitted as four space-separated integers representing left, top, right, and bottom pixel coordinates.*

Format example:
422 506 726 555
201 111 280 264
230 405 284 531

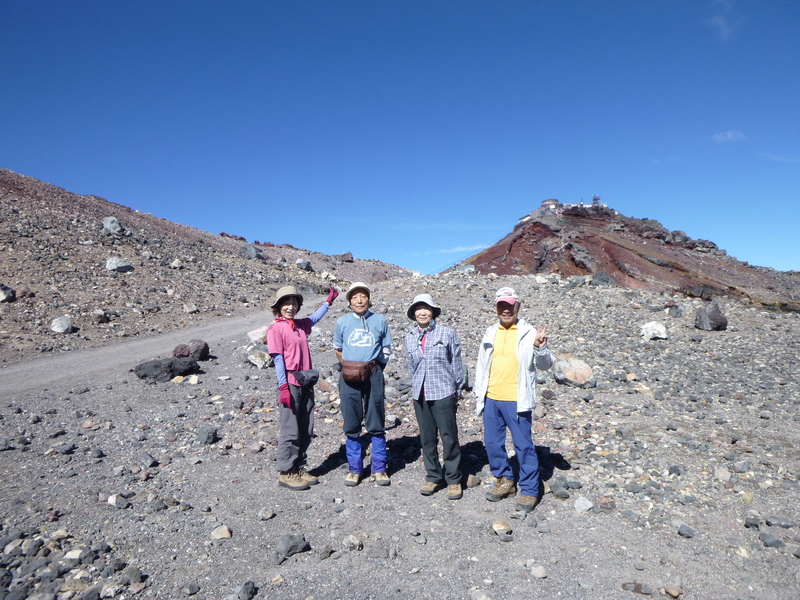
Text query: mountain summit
459 198 800 311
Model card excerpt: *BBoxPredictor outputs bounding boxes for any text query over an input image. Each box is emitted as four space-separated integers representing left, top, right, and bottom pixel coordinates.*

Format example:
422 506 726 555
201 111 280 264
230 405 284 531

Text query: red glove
279 384 292 409
326 285 339 305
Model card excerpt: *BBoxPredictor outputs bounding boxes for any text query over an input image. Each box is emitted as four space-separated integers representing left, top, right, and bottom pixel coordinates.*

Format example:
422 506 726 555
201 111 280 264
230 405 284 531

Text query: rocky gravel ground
2 271 800 600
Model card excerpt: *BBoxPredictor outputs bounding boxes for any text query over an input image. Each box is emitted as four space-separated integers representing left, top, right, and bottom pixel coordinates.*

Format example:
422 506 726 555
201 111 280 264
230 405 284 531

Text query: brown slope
0 169 411 363
461 205 800 310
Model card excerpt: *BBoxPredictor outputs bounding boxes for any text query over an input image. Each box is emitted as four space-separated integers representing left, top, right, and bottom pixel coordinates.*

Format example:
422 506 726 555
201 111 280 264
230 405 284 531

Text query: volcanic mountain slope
461 205 800 311
0 169 411 363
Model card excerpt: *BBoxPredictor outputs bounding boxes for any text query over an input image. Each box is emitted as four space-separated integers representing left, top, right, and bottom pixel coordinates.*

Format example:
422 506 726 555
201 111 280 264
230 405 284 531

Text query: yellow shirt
486 324 518 401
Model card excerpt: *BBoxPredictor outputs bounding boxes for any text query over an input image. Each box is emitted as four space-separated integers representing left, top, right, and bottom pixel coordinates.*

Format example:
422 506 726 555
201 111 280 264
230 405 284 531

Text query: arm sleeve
333 319 343 351
450 331 465 391
272 353 288 387
534 345 554 371
308 303 329 325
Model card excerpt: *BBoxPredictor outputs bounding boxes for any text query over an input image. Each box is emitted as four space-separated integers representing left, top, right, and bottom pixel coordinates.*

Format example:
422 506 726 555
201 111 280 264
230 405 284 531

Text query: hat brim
495 296 518 305
271 294 304 310
346 287 371 303
407 302 441 320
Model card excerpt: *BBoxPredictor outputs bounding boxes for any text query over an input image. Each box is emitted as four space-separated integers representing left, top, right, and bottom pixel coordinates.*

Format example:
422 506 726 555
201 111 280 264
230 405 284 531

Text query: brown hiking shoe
298 468 319 485
374 472 391 486
485 477 516 501
344 472 361 487
447 483 463 500
420 481 445 496
515 494 540 512
279 470 310 491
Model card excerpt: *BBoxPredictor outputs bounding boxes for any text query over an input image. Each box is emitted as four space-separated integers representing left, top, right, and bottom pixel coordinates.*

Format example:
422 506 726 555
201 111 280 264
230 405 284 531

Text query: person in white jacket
474 286 552 512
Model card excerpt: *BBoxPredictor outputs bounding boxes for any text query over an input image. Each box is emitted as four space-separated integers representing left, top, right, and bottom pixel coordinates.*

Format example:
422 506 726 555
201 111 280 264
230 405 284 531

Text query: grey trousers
276 383 315 472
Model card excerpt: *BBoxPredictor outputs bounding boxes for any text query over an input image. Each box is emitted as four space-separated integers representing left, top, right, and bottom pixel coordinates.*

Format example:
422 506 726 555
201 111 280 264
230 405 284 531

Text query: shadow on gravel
537 446 572 483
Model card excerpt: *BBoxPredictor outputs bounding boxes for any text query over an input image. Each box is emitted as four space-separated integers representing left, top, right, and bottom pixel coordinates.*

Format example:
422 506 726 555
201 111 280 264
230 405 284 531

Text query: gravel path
1 277 799 600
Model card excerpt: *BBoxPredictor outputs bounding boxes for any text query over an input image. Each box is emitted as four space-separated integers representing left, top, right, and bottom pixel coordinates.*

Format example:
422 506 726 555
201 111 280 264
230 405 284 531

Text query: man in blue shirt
334 282 393 486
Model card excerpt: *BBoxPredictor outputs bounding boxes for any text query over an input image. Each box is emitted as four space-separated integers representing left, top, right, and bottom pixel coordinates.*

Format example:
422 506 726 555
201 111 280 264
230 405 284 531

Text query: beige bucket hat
270 285 304 310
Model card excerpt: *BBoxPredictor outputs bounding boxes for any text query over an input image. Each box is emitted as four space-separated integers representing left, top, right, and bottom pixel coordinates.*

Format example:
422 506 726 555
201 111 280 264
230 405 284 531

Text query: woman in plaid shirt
404 293 465 500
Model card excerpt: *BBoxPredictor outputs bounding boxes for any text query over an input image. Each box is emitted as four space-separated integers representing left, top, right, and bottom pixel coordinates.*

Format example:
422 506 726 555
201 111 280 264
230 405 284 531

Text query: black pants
413 393 461 484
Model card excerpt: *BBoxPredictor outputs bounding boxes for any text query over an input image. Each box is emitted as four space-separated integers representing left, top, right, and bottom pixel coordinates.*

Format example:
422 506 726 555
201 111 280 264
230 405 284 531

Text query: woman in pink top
266 284 338 491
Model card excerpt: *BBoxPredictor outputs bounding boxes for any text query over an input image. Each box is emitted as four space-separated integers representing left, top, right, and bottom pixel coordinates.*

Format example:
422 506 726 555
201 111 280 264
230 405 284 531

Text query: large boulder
106 257 134 273
695 303 728 331
50 316 74 333
102 216 125 235
238 244 265 260
553 354 595 388
133 358 199 382
171 340 210 361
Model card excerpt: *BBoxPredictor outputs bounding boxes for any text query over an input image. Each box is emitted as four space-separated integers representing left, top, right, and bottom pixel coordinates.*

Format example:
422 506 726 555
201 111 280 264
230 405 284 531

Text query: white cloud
712 130 746 143
761 153 800 163
709 15 734 40
407 244 489 258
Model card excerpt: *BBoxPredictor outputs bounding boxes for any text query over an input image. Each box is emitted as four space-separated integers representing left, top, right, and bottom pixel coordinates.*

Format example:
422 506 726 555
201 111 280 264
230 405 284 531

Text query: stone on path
641 321 668 341
210 525 232 539
171 339 210 361
133 358 199 382
553 354 595 388
50 316 74 333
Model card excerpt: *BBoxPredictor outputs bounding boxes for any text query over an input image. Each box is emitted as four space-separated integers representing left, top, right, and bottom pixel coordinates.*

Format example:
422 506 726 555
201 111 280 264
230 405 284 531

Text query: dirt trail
0 309 273 398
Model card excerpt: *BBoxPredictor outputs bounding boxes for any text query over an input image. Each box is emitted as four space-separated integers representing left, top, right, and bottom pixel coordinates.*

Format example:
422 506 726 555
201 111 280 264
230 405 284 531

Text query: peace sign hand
534 324 548 348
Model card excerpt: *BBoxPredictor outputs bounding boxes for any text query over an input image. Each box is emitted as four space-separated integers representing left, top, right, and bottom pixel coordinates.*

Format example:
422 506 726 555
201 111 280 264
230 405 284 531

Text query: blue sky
2 1 798 274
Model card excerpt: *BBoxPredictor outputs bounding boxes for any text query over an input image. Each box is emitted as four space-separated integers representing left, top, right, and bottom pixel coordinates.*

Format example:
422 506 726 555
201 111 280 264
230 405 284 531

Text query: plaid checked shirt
404 321 464 402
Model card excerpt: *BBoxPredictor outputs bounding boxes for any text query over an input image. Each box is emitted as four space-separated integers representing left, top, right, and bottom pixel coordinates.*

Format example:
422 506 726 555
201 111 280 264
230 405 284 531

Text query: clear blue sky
2 1 798 274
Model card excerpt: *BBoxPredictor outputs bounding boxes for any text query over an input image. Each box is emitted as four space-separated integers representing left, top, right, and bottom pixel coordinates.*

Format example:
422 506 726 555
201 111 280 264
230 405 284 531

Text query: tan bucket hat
270 285 303 310
345 282 371 303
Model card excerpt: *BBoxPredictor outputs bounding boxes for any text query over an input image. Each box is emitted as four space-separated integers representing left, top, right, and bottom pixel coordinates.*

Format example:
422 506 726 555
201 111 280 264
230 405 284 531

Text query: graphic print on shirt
347 328 376 348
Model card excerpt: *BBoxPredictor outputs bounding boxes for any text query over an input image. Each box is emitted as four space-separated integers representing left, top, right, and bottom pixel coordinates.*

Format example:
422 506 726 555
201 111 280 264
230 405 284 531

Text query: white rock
641 321 668 341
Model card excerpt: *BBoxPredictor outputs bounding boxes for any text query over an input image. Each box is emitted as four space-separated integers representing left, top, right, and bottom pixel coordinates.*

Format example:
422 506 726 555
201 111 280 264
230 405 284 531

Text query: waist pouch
340 360 376 383
291 369 320 388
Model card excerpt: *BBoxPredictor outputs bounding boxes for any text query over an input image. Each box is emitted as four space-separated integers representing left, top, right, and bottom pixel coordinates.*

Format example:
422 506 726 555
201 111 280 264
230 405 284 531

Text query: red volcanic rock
460 204 800 311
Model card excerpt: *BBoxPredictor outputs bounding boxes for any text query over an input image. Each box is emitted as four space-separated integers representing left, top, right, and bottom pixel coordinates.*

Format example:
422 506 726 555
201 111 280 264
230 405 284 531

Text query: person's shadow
310 435 571 486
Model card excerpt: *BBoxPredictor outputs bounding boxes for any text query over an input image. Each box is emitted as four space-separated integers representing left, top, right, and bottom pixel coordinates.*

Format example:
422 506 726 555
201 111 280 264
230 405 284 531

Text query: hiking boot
515 494 540 513
420 481 445 496
485 477 516 502
344 472 361 487
298 468 319 485
447 483 463 500
279 470 310 491
374 472 391 486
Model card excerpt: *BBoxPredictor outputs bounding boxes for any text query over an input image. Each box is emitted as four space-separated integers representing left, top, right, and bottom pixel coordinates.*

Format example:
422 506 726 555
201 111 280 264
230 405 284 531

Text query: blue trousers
340 363 387 474
483 397 539 496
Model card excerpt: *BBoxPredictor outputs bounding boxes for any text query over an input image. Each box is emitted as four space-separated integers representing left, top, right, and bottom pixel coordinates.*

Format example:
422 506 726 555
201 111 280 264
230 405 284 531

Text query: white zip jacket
474 318 553 415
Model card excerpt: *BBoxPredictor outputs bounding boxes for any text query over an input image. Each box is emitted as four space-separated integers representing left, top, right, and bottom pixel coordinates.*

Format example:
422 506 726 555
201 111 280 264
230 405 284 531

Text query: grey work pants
276 383 315 472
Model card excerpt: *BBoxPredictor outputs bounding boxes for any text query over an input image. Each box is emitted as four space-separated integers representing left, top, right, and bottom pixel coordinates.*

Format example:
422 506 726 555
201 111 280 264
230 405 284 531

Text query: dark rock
695 303 728 331
133 358 199 382
238 244 265 260
677 524 695 538
238 581 257 600
196 426 219 445
171 339 210 361
0 283 16 303
276 534 310 559
759 532 785 549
